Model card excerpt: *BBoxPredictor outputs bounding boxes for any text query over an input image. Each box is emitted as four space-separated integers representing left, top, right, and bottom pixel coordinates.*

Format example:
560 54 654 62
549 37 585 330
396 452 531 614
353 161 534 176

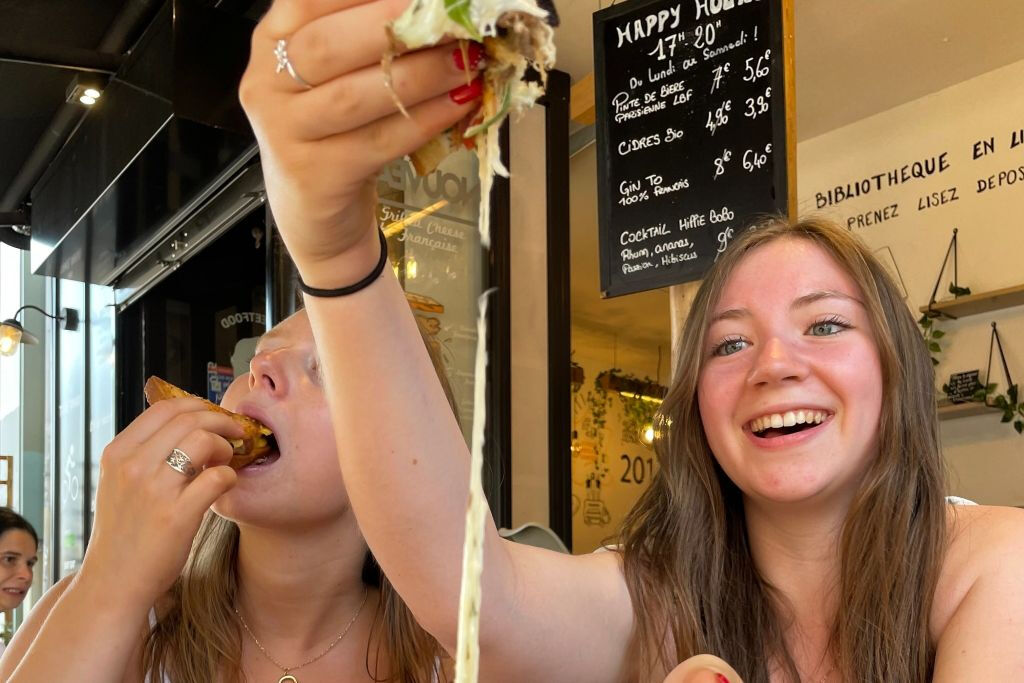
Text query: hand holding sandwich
239 0 486 288
78 394 244 612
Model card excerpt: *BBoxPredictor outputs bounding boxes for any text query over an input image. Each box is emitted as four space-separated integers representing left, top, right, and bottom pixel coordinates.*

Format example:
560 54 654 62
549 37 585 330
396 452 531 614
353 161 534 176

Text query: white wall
797 59 1024 506
510 107 552 529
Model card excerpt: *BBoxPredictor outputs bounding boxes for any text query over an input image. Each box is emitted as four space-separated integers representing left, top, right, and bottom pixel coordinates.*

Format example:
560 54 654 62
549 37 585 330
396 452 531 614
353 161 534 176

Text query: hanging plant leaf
928 342 941 353
1015 420 1024 434
931 329 945 339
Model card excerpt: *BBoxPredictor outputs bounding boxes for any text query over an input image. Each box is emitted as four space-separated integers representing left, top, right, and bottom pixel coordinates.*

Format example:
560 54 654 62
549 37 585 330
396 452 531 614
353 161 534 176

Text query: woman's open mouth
747 409 833 441
241 434 281 470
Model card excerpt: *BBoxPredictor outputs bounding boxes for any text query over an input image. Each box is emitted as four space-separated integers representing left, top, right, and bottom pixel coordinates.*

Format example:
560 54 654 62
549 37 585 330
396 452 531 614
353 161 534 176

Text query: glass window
117 213 267 413
377 148 485 445
56 279 86 578
89 285 116 533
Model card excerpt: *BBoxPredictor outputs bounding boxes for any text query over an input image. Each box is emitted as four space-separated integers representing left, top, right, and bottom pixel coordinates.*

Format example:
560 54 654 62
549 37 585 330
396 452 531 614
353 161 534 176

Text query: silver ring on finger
165 448 197 478
274 38 313 90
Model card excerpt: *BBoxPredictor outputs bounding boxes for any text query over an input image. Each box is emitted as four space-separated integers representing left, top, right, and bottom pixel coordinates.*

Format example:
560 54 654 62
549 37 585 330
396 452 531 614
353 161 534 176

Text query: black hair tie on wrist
297 230 389 298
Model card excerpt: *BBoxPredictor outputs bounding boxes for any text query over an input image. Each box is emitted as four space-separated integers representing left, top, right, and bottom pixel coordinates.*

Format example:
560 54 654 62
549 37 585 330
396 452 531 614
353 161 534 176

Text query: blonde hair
143 319 457 682
619 216 946 682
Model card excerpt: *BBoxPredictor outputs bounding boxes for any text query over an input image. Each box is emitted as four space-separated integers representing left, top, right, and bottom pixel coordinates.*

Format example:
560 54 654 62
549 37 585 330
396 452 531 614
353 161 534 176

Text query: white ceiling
566 0 1024 351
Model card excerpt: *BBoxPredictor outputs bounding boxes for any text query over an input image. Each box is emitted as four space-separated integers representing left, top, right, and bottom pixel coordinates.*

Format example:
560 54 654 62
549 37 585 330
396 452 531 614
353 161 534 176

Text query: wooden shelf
920 283 1024 319
937 399 1000 421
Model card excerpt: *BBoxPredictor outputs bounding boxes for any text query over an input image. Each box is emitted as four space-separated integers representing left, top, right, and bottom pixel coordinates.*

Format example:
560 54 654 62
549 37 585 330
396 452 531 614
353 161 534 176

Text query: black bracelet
297 230 389 298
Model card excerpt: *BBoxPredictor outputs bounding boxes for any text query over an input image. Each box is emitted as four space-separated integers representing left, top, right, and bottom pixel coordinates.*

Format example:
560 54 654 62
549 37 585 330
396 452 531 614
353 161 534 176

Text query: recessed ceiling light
66 78 105 106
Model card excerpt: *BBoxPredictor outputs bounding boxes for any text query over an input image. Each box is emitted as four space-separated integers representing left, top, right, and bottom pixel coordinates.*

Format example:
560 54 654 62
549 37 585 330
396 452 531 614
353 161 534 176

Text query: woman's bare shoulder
946 503 1024 560
932 504 1024 638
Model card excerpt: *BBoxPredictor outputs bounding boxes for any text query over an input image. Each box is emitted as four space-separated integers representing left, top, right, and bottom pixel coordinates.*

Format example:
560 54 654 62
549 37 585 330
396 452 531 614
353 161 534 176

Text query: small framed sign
944 370 982 404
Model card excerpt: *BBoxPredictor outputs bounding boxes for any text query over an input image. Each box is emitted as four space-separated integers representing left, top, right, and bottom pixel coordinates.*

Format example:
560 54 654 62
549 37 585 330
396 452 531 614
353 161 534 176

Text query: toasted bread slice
143 376 274 469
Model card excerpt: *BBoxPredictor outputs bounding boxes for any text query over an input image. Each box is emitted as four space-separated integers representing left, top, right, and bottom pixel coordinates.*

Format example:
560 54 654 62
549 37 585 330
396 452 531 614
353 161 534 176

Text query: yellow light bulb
406 257 418 280
84 88 101 99
639 424 655 446
80 95 96 106
0 325 22 356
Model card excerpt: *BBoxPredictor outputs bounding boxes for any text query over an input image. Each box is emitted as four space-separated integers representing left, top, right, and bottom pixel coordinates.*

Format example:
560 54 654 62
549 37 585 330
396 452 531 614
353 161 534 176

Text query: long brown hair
620 216 947 682
143 318 457 683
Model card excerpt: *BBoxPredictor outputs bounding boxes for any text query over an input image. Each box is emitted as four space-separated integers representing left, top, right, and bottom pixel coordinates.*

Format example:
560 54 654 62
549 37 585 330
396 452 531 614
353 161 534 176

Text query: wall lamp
0 305 79 356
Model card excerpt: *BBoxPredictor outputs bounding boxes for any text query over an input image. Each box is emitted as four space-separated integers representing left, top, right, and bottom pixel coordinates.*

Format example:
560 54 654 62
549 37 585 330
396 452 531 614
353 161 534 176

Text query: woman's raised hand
239 0 484 287
79 399 244 611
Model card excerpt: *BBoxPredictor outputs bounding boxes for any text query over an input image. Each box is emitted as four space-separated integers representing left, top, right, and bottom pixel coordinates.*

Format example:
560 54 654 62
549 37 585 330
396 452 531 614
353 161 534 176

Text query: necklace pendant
278 676 298 683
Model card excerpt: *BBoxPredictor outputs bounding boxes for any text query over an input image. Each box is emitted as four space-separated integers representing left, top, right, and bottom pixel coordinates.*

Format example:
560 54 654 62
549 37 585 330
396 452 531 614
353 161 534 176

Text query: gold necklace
234 588 367 683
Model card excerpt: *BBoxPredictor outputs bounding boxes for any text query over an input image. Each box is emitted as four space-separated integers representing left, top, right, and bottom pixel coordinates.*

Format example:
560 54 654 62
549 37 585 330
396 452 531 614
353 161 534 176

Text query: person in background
236 0 1024 680
0 507 38 657
0 309 456 682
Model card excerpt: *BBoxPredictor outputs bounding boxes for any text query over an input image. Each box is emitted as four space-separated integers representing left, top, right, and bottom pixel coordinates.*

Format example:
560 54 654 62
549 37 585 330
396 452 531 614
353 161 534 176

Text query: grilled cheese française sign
594 0 789 296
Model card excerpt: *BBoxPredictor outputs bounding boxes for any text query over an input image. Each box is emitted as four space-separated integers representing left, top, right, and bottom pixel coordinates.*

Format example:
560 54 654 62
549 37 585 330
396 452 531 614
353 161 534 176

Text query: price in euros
743 49 771 83
713 149 733 180
744 87 771 119
742 143 773 172
705 100 731 136
710 62 730 93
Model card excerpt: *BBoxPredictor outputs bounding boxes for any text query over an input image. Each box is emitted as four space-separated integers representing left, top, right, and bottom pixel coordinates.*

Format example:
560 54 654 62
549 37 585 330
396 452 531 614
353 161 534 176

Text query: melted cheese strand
454 289 493 683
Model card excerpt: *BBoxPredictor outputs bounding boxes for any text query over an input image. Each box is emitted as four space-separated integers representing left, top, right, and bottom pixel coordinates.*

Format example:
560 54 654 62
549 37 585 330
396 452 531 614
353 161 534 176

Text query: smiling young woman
619 216 999 682
0 509 37 605
0 508 38 657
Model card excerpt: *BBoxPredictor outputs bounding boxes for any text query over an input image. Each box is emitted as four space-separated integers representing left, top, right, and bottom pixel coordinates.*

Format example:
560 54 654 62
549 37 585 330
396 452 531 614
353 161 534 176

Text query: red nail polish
453 42 485 71
449 77 483 104
715 675 730 683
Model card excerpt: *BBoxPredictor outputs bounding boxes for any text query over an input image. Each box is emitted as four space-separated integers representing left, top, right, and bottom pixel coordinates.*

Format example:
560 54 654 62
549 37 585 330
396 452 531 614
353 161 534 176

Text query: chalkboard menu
594 0 789 297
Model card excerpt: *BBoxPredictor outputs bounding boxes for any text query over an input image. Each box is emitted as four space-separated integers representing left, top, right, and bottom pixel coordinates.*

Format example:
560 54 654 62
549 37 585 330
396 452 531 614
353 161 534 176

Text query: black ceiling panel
0 0 126 49
0 0 127 201
0 0 272 218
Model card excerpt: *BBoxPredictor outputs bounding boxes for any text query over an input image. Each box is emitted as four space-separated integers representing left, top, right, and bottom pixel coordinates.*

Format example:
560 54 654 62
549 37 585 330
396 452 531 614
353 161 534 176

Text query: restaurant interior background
1 0 1023 639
